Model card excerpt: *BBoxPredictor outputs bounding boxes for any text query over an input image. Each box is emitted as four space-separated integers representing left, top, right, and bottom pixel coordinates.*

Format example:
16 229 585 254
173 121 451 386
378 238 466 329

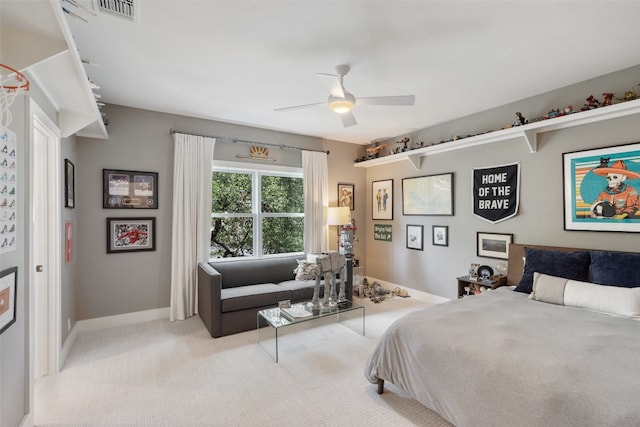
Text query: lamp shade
326 206 351 225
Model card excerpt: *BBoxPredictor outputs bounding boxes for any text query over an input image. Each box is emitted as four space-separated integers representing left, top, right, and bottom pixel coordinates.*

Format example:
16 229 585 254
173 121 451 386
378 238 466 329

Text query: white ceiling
62 0 640 145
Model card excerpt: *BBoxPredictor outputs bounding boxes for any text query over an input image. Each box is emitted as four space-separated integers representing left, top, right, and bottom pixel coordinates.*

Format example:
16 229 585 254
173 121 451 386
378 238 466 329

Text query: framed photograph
563 142 640 232
64 159 75 208
372 179 393 220
337 183 354 210
477 232 513 260
0 266 18 335
406 224 423 250
103 169 158 209
402 173 454 216
107 217 156 253
432 225 449 247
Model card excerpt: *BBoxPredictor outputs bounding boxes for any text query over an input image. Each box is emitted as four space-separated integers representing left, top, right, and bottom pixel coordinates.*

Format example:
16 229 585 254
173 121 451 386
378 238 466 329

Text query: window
210 166 304 258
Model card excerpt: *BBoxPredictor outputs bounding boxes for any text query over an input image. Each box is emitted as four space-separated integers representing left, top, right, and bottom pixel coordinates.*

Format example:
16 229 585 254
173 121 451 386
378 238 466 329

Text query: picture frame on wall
103 169 158 209
563 142 640 232
337 183 355 210
372 179 393 220
406 224 423 250
64 159 75 208
402 172 454 216
0 266 18 335
106 217 156 253
477 232 513 260
432 225 449 247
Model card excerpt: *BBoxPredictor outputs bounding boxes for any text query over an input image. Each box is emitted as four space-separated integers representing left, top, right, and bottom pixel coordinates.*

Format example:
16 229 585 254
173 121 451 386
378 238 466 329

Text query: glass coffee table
257 300 365 362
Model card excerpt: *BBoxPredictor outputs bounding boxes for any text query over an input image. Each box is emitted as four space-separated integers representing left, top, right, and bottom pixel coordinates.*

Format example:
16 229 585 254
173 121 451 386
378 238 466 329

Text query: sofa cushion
221 284 291 312
211 255 304 289
279 279 321 301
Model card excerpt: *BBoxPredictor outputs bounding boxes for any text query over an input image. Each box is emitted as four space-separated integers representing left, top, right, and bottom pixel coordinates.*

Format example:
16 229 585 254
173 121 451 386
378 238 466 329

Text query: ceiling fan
274 64 415 128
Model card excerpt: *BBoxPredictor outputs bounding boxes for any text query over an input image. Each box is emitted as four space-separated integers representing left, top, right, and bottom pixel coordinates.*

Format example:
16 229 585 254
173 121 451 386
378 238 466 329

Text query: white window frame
211 160 304 260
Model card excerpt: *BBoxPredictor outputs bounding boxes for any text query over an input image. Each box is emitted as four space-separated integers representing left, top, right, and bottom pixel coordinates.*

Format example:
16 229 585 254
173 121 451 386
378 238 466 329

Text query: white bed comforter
365 287 640 427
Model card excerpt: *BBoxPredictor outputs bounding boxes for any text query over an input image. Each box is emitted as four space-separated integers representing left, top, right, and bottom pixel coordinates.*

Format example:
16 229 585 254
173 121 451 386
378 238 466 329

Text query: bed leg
377 379 384 394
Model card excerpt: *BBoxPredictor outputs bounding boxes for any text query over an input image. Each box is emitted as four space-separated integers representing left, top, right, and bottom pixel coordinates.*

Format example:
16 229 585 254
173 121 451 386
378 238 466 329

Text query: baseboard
74 307 170 334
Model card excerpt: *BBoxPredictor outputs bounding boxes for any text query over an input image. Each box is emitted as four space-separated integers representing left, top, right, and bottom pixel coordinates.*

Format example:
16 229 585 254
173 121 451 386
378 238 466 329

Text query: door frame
28 98 61 379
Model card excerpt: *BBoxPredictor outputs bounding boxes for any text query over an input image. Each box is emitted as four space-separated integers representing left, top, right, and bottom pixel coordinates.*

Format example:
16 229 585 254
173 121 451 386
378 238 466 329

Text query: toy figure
513 112 528 126
581 95 600 111
602 93 614 106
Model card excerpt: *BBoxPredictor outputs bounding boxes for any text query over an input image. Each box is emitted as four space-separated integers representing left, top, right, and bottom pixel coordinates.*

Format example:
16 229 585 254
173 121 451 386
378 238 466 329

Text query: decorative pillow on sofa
514 247 590 294
293 260 320 281
590 250 640 288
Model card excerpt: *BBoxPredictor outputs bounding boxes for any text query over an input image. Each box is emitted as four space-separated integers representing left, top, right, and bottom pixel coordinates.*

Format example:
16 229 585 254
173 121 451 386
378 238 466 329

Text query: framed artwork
103 169 158 209
374 223 392 241
432 225 449 247
0 266 18 335
107 217 156 253
406 224 423 250
402 172 454 216
372 179 393 220
338 183 355 210
64 159 75 208
563 142 640 232
477 232 513 260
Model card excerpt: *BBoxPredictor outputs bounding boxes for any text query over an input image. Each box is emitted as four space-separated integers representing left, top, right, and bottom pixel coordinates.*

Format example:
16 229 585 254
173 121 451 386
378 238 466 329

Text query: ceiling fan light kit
329 93 355 113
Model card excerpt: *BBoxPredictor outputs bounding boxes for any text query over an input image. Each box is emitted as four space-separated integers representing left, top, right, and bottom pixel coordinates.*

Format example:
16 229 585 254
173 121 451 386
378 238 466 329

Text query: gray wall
364 65 640 299
0 96 28 427
75 105 366 320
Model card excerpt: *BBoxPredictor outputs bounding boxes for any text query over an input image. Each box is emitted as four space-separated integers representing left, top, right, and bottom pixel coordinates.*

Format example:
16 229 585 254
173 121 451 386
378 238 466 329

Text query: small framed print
0 266 18 335
372 179 393 220
103 169 158 209
107 217 156 253
432 225 448 246
406 224 423 250
338 183 355 210
64 159 75 208
476 232 513 260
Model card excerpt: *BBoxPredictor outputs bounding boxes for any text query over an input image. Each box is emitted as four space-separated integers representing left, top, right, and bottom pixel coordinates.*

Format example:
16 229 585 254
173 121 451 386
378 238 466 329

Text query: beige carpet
35 290 453 427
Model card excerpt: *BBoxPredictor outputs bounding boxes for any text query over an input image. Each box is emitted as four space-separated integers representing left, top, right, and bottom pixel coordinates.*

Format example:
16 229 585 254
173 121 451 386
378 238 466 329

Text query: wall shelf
1 0 108 139
354 98 640 170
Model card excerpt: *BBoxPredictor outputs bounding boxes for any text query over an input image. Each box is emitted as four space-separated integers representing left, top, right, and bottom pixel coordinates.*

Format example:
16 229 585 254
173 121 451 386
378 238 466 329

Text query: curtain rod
169 128 329 154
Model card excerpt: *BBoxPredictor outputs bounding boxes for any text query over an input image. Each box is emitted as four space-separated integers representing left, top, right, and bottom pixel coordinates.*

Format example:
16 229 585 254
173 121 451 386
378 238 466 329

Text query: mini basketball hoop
1 63 30 132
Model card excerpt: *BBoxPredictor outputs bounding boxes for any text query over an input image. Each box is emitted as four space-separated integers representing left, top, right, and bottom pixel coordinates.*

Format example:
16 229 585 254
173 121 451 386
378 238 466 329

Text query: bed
365 243 640 427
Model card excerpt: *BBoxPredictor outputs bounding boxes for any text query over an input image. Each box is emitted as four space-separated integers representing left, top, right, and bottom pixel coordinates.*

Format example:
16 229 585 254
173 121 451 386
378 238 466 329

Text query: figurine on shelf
581 95 600 111
543 108 561 119
616 90 637 102
512 112 528 126
602 93 614 106
400 137 410 152
563 105 574 115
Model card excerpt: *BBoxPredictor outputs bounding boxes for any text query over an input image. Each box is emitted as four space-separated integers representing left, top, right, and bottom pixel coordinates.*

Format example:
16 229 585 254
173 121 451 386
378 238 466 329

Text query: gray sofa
198 254 353 338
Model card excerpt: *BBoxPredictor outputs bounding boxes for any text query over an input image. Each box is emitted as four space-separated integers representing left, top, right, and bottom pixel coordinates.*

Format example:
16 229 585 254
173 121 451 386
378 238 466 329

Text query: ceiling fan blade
317 72 345 98
274 101 326 112
356 95 415 106
340 111 357 128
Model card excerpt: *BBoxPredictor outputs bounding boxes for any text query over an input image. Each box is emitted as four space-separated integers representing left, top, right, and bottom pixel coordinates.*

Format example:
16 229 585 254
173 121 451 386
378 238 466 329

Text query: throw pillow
293 260 320 281
514 247 590 294
590 250 640 288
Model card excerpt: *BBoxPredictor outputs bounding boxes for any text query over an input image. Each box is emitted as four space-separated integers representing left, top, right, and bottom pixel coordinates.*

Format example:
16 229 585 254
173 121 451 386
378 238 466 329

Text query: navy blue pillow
514 247 590 294
590 250 640 288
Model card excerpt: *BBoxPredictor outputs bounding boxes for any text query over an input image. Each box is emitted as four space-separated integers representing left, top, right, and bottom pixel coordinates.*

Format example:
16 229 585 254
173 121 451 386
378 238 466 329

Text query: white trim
213 159 302 174
74 307 170 334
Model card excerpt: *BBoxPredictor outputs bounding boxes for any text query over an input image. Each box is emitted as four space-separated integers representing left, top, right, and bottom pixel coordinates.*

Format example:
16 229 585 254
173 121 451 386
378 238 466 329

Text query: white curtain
170 133 215 321
302 150 329 254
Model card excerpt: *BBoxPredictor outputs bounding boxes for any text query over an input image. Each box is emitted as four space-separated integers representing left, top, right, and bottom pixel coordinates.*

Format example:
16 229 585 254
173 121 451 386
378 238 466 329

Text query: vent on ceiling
95 0 136 21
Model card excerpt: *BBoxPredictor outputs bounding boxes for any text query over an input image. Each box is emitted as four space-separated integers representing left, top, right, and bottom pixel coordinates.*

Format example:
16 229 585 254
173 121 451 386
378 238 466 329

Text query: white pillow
530 273 640 318
564 280 640 318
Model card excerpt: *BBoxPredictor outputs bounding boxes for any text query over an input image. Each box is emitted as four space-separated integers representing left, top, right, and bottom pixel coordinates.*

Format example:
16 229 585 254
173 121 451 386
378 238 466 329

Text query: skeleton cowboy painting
590 158 640 219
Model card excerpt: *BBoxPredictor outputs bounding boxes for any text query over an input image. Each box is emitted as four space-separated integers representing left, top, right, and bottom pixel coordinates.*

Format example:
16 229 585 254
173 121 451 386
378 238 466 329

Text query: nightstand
457 275 507 298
